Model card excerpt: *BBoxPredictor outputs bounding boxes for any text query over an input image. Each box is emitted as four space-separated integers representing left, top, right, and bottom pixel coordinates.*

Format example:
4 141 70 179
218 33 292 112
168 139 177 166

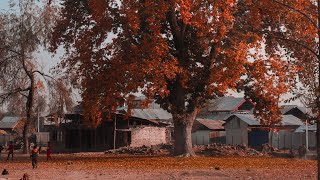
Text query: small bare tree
0 0 57 154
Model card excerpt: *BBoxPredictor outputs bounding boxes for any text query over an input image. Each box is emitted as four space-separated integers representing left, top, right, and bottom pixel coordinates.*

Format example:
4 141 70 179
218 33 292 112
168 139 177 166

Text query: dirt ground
0 152 316 180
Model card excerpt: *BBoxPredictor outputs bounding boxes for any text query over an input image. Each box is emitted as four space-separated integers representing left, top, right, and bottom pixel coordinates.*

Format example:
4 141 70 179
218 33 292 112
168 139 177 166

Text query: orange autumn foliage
50 0 295 155
242 57 298 125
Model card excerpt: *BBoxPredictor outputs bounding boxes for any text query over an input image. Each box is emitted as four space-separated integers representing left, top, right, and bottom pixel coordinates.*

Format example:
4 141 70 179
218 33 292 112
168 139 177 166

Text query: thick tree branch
169 1 182 42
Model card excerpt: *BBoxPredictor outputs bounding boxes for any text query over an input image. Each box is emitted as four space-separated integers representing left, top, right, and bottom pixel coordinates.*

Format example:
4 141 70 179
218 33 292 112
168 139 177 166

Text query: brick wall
130 126 167 147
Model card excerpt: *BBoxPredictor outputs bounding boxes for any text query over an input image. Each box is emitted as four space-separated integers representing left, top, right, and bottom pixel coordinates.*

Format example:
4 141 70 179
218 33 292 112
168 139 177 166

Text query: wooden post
103 122 106 148
284 135 286 151
196 136 198 145
113 115 117 149
202 136 205 145
79 128 82 151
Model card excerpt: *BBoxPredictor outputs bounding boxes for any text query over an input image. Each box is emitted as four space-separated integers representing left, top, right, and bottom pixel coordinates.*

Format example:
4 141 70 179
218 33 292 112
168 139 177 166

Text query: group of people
0 141 52 169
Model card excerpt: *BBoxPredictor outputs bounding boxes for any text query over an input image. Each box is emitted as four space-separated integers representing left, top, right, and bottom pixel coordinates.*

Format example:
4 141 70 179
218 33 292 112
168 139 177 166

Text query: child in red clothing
46 142 52 161
6 142 14 161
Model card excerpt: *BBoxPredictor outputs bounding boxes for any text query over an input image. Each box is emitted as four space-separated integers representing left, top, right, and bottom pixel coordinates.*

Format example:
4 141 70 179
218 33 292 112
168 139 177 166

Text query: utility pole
37 105 40 133
306 119 309 152
37 93 40 133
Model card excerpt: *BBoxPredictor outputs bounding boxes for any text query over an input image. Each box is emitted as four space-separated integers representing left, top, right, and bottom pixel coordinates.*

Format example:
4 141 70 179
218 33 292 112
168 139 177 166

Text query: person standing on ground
46 142 52 161
6 141 14 161
30 146 39 169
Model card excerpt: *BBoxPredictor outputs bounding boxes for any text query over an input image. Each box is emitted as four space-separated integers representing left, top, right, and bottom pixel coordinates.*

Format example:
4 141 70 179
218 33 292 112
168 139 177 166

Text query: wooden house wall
192 130 226 145
225 117 249 145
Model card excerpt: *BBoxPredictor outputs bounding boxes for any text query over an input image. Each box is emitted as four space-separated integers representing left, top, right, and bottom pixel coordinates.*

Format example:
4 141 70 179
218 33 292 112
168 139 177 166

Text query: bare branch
32 70 55 80
0 87 31 104
18 91 28 98
270 35 319 58
272 0 319 30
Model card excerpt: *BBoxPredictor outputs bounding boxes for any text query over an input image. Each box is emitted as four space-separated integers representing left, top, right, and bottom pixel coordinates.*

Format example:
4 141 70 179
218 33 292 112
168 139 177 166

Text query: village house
190 96 255 145
224 114 303 149
43 99 173 153
280 105 306 120
200 97 255 115
198 96 255 121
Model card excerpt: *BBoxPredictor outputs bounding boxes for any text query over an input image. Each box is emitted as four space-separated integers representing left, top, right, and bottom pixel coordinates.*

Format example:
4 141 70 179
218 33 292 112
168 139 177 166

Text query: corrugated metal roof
282 115 304 126
207 97 246 111
280 105 306 114
226 114 303 126
294 124 317 132
130 108 172 121
0 116 21 129
195 119 225 130
200 114 232 121
233 114 260 126
308 124 317 131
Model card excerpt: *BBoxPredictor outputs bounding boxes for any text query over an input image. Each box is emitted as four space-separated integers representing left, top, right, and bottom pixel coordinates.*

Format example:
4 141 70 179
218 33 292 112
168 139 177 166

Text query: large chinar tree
0 0 56 154
244 0 320 176
51 0 272 156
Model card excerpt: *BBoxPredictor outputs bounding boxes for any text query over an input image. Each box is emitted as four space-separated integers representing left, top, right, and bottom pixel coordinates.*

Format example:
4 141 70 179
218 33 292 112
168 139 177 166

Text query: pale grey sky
0 0 303 107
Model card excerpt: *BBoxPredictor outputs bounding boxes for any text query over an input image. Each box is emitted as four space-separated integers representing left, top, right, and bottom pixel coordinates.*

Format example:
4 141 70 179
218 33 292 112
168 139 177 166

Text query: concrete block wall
130 126 167 147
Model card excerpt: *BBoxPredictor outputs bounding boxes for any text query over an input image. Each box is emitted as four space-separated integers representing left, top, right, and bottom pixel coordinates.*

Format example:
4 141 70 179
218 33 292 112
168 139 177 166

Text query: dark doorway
248 129 269 149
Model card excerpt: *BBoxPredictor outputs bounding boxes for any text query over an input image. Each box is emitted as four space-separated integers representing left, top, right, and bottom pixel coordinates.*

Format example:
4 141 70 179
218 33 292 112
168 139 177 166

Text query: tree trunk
22 123 29 154
317 1 320 178
317 114 320 179
172 111 197 156
269 125 275 147
23 78 34 154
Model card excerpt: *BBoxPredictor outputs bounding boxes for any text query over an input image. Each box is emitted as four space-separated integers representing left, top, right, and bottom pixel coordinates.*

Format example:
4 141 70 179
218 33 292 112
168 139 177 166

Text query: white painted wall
130 126 167 147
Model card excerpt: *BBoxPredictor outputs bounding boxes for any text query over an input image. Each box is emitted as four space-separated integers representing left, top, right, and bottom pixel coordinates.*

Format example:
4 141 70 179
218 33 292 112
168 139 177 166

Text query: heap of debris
105 143 265 156
105 144 173 155
194 144 263 156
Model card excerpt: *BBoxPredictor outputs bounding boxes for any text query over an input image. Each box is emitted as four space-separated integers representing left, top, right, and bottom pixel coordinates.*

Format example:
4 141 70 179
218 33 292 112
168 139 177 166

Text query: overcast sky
0 0 9 11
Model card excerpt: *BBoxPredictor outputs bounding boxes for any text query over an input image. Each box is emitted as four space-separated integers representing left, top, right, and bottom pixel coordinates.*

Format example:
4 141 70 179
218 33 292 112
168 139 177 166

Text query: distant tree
48 77 75 118
6 94 27 116
0 0 57 154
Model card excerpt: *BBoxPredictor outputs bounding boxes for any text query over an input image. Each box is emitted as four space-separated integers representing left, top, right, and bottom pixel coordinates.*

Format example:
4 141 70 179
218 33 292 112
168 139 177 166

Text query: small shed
192 119 225 145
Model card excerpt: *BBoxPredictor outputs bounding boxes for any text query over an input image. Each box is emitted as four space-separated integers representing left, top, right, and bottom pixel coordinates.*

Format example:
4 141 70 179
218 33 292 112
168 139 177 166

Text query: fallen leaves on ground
0 153 316 179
